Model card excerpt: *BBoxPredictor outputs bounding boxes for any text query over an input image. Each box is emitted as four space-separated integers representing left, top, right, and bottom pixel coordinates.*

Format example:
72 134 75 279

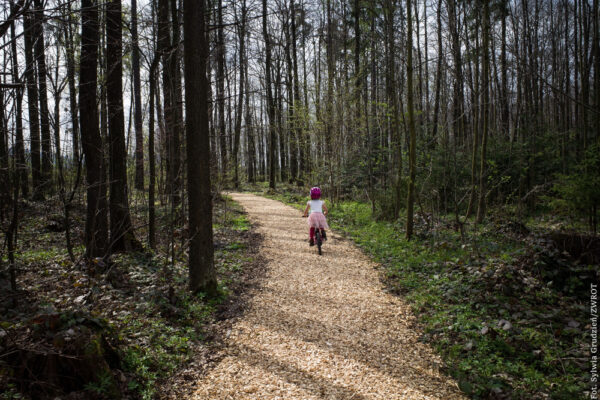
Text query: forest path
192 193 465 400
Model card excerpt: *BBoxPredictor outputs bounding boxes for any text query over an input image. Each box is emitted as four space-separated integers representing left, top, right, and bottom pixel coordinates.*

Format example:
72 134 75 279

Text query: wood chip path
192 193 466 399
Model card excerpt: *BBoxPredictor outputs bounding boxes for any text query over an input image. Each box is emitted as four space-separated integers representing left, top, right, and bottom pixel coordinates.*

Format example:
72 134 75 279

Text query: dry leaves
190 193 466 400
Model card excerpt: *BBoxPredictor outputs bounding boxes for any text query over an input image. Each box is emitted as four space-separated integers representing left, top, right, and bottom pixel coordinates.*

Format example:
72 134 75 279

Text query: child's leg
309 227 315 240
321 229 327 240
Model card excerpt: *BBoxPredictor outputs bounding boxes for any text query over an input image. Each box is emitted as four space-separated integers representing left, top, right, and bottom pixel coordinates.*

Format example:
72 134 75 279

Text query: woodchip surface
191 192 466 400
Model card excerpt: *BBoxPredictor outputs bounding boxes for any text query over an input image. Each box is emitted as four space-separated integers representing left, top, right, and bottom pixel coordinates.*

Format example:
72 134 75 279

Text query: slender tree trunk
65 1 80 165
246 58 255 183
405 0 417 240
285 24 298 183
301 11 310 178
217 0 228 176
431 0 442 144
501 4 509 136
476 0 490 224
325 0 335 192
149 56 159 250
291 0 304 181
263 0 276 189
33 0 52 194
80 0 108 258
170 0 184 206
233 0 246 188
132 0 145 190
0 80 9 209
184 0 217 295
106 0 139 252
9 5 28 197
158 0 178 205
447 0 465 145
23 10 41 199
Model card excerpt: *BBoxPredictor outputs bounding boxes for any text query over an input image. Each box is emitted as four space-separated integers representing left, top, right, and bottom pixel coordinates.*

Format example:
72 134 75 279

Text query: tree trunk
149 56 159 250
476 0 490 224
33 0 52 194
246 62 255 183
291 0 304 181
431 0 442 145
325 0 334 191
233 0 246 188
170 0 184 206
9 4 28 197
217 0 228 176
80 0 108 258
183 0 217 295
285 23 298 183
405 0 417 240
263 0 276 189
23 9 41 199
132 0 145 190
65 1 80 165
158 0 180 206
106 0 139 253
447 0 465 145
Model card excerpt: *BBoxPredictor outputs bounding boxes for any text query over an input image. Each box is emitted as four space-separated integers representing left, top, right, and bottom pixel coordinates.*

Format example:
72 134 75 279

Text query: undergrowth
0 194 254 400
110 195 253 399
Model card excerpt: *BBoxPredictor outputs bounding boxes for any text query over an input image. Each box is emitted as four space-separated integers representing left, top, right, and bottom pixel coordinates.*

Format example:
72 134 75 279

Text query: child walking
302 187 329 246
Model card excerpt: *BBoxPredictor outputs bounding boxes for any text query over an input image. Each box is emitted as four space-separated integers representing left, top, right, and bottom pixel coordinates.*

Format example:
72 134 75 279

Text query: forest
0 0 598 398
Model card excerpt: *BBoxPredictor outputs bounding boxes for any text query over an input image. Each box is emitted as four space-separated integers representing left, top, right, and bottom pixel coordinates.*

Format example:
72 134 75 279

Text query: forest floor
184 192 466 400
0 193 262 399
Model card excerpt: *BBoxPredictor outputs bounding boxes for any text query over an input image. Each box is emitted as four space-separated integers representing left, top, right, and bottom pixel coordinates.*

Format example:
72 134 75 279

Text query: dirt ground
184 193 466 400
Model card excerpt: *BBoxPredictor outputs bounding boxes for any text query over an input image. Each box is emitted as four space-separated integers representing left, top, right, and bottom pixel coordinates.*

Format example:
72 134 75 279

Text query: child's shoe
309 238 315 246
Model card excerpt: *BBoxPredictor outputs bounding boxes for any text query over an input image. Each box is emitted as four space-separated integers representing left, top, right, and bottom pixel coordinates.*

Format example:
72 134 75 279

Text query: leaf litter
189 193 466 400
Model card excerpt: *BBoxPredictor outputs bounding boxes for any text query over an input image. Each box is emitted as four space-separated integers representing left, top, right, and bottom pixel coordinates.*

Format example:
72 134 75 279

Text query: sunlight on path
191 193 465 400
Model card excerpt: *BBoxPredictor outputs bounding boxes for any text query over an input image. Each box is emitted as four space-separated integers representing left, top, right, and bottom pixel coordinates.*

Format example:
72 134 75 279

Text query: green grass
257 186 590 400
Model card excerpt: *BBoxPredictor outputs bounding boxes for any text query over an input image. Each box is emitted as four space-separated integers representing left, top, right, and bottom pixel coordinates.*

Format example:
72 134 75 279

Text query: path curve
193 193 465 399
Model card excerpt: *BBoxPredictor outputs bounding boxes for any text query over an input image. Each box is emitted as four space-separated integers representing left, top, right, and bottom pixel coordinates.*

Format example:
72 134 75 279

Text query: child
302 187 329 246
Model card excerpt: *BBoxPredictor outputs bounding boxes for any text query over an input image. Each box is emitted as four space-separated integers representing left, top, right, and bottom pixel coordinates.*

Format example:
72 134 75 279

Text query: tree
9 1 27 197
233 0 247 189
106 0 139 252
476 0 490 224
64 0 80 164
23 7 41 199
405 0 417 240
148 55 160 249
79 0 108 258
217 0 227 176
132 0 144 190
158 0 182 207
264 0 276 189
183 0 217 294
33 0 52 194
